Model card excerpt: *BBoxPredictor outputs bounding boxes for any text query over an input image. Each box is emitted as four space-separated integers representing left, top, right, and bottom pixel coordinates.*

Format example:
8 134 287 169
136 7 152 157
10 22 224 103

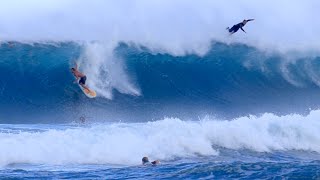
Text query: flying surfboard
78 79 96 98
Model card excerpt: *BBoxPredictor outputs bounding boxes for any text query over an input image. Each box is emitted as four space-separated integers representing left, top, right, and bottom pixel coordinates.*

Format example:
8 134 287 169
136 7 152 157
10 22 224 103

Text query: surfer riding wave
71 63 91 93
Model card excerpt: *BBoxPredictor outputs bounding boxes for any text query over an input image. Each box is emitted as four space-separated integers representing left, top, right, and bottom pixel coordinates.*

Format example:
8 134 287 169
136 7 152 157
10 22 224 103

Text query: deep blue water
2 160 320 179
1 42 320 123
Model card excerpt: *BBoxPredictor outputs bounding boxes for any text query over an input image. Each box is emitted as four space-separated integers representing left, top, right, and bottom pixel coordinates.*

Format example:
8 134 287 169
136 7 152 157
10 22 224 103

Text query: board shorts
79 76 87 85
229 24 240 33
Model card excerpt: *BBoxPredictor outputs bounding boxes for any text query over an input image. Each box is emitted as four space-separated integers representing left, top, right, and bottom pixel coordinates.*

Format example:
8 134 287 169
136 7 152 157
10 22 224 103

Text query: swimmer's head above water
142 157 160 165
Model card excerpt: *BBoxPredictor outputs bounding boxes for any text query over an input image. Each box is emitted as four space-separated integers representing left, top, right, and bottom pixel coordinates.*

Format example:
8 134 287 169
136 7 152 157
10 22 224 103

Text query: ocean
1 1 320 179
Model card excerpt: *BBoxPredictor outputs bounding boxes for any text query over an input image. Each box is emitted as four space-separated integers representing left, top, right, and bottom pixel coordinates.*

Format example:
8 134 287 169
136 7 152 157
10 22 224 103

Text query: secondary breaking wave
1 110 320 166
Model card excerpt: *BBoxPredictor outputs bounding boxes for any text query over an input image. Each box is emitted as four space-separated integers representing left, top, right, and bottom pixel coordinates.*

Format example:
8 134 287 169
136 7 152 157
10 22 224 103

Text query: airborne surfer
227 19 254 34
71 63 91 93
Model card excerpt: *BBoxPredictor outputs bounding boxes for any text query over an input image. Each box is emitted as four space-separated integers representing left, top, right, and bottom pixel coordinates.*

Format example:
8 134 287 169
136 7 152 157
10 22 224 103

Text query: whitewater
1 0 320 179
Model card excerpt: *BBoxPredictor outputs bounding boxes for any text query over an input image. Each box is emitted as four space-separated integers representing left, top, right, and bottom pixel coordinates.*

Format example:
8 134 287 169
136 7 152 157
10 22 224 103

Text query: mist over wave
0 0 319 56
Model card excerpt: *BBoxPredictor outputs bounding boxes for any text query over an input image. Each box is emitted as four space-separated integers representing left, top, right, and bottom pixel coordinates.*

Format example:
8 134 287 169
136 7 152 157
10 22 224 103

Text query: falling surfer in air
227 19 254 35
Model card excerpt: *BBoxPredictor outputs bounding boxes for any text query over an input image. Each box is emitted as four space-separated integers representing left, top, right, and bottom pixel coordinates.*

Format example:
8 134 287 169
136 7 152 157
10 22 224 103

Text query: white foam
77 42 140 99
1 110 320 166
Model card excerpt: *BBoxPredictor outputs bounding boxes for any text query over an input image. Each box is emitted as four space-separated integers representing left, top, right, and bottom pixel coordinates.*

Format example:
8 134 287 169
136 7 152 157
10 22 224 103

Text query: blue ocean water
1 41 320 179
1 122 320 179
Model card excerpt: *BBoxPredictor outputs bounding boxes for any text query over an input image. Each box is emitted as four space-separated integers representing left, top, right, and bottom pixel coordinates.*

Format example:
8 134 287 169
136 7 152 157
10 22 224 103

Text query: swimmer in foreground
227 19 254 34
142 157 160 165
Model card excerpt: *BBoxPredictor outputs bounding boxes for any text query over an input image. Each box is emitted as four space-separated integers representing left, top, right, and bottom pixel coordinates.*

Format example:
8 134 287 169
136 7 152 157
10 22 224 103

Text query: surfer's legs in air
227 25 239 34
79 76 91 92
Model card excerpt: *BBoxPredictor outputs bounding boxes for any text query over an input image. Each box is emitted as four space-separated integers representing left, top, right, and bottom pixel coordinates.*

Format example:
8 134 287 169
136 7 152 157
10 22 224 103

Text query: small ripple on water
1 160 320 179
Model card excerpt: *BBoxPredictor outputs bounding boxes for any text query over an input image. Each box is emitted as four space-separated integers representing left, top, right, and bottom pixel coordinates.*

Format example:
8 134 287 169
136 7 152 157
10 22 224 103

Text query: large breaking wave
0 0 320 123
0 42 320 123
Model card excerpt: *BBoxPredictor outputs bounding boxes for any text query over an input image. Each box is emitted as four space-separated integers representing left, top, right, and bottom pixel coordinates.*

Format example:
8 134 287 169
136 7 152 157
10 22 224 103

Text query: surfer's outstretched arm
240 27 246 33
247 19 254 22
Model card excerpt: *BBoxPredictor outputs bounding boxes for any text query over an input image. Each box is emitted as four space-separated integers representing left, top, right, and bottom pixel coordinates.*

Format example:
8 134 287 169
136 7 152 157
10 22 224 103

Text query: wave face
0 42 320 123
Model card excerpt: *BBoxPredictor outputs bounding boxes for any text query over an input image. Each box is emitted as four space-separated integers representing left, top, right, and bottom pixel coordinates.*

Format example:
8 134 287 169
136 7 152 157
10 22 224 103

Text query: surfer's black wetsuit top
79 76 87 85
228 23 245 33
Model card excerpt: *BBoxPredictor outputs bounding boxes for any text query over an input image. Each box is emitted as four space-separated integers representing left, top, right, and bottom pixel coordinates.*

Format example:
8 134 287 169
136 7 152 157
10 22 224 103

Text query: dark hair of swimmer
142 157 149 164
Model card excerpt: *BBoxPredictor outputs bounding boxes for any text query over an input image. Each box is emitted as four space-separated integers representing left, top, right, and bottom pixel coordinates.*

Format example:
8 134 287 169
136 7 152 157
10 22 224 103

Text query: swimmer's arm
247 19 254 21
241 27 246 33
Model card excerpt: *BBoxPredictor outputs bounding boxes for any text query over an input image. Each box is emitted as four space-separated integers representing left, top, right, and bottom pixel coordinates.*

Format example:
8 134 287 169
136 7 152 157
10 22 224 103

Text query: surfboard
78 79 96 98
